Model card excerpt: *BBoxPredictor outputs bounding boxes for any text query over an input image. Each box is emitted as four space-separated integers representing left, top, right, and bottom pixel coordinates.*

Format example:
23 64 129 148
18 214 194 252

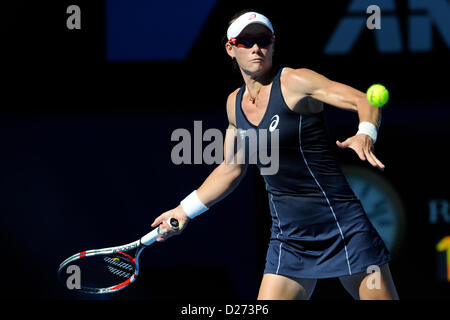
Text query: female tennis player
151 10 399 300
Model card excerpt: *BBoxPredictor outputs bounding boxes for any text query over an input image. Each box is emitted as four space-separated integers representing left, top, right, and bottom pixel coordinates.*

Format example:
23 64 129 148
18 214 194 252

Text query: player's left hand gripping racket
57 218 179 294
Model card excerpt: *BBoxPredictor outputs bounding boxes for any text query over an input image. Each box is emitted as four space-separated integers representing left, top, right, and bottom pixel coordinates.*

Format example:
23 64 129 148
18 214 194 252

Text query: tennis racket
57 217 179 294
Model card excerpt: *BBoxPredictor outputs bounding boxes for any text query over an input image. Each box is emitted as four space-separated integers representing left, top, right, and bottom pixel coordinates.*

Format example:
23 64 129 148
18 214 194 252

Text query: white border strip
270 194 283 239
270 194 283 274
276 242 283 274
298 115 352 276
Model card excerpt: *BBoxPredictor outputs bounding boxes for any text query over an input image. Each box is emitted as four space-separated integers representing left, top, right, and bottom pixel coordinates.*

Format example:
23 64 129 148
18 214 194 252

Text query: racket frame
58 218 178 294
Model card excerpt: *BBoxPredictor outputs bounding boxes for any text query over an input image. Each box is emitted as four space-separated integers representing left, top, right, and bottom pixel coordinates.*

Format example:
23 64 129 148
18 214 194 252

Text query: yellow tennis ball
113 258 120 262
367 84 389 107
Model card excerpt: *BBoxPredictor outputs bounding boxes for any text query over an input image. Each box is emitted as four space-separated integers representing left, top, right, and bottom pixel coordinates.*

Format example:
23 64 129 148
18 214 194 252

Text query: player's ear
225 42 235 58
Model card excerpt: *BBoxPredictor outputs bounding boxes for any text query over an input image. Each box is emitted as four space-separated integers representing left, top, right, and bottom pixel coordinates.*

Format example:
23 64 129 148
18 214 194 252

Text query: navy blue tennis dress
235 67 392 279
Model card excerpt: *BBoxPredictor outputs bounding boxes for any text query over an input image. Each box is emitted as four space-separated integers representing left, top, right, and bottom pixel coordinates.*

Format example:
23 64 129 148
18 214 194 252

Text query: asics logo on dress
269 115 280 132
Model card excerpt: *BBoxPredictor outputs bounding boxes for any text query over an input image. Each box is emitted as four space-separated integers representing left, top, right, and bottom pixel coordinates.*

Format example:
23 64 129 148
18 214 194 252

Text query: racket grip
140 218 179 246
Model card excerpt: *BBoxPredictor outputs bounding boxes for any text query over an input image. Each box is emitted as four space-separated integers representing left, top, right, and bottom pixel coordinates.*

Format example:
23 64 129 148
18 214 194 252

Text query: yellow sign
436 236 450 282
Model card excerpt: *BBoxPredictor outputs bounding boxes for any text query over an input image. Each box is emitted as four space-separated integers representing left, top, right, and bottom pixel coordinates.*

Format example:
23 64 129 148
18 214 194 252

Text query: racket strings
60 254 137 290
106 266 132 279
104 256 134 271
104 256 135 280
104 256 134 279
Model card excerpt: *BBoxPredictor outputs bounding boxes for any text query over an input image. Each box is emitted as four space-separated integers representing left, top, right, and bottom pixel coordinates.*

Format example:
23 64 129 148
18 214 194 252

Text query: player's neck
242 69 273 100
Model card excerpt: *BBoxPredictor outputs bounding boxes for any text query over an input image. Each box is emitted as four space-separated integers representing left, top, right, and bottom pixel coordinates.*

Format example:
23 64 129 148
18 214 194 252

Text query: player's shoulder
226 87 241 105
282 67 318 83
281 67 322 94
226 87 240 127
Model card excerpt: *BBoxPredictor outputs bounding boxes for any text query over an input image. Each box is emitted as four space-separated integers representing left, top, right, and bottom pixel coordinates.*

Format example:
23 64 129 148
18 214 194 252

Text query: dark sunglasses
229 34 275 49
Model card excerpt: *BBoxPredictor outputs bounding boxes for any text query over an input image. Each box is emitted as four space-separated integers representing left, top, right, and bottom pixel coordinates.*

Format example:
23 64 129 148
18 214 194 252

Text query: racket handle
140 217 179 246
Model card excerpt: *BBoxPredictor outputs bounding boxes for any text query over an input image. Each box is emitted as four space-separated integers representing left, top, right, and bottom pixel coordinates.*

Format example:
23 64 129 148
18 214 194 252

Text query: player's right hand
150 205 190 242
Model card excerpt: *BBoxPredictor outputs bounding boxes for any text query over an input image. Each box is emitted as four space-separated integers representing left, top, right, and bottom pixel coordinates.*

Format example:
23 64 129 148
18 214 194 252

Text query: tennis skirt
263 193 392 279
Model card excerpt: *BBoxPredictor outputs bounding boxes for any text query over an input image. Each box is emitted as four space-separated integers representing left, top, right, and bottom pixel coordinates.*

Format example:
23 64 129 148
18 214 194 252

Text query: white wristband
180 190 209 219
357 121 378 143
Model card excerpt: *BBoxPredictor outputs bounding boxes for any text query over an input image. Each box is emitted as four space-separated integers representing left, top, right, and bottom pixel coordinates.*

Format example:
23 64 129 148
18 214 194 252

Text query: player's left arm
284 67 385 171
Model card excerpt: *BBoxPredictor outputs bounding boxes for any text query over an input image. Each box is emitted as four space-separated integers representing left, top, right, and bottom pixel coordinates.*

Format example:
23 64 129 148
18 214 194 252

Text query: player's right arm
196 88 247 207
151 89 248 241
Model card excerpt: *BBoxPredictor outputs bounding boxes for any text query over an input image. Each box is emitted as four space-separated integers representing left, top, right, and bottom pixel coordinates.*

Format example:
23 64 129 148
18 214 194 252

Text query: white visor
227 12 274 40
